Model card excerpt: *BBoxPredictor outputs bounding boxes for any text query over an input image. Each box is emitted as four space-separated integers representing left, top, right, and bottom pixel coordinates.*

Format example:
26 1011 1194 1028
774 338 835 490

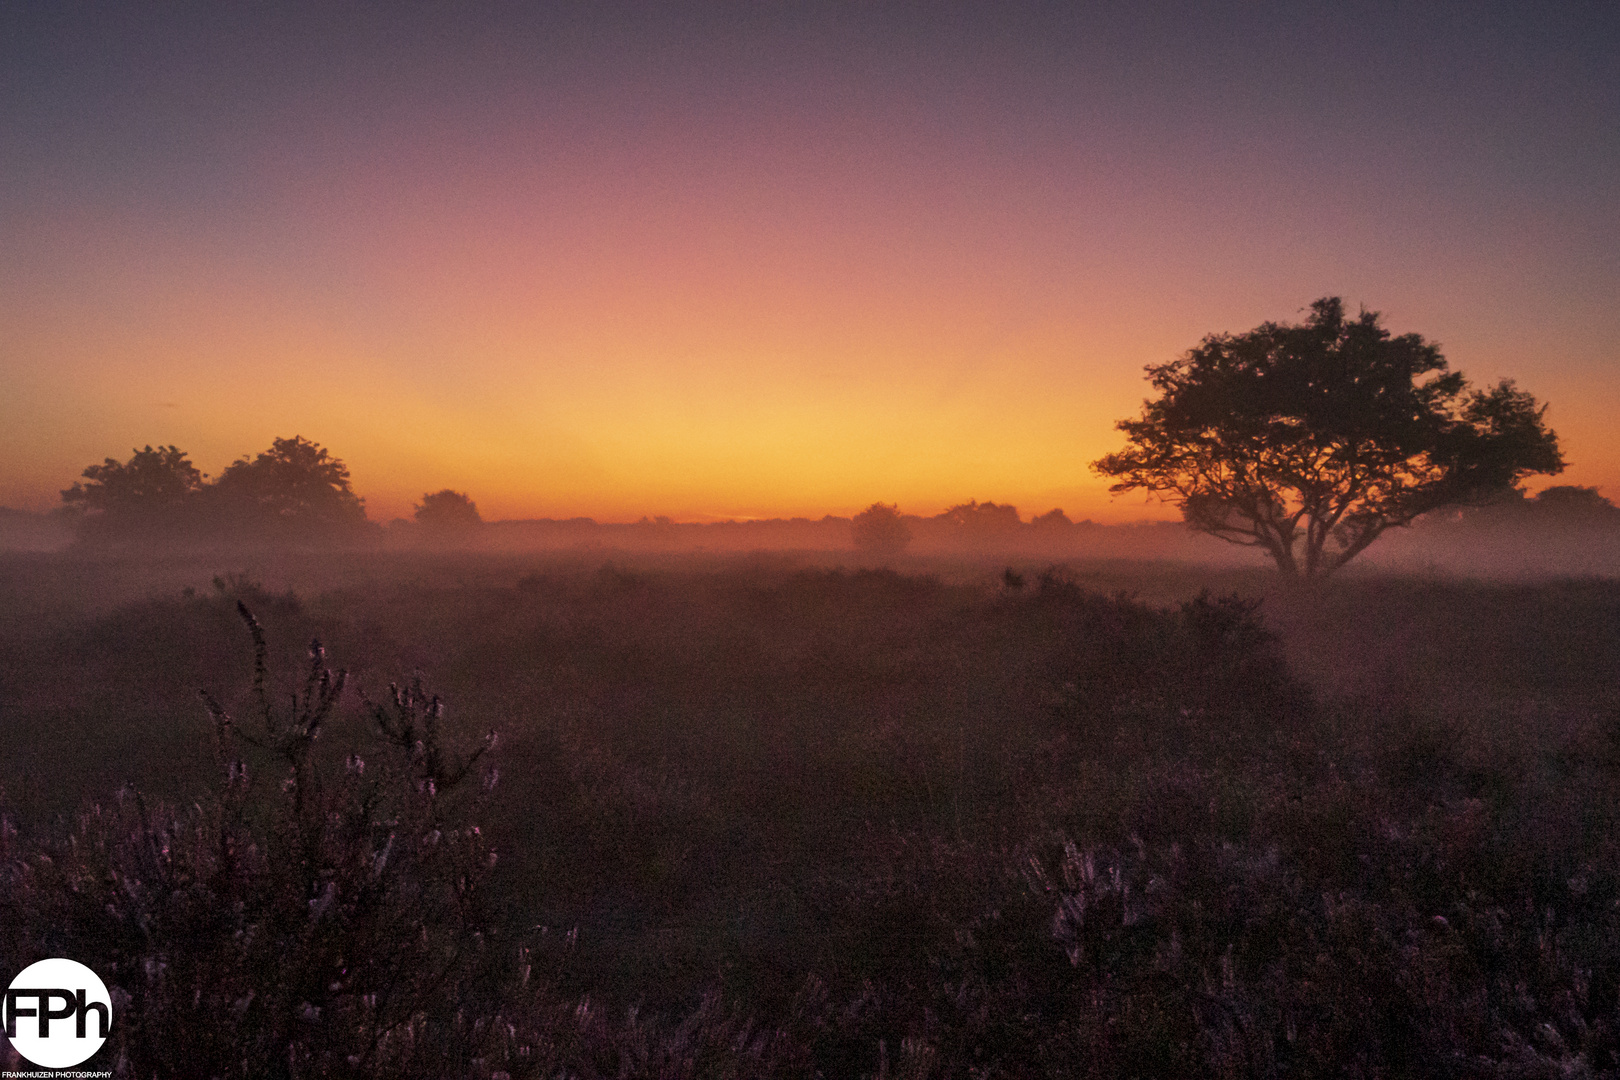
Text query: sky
3 1 1617 523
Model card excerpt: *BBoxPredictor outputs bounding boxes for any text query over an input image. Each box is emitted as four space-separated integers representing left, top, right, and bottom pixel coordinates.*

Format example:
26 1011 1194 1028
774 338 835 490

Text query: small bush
1 604 505 1077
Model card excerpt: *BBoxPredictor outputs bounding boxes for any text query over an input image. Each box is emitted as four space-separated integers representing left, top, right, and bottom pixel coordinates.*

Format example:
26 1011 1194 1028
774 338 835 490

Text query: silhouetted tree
1030 508 1073 529
414 489 483 530
60 444 204 543
1093 298 1564 577
851 502 912 558
937 500 1022 538
213 436 371 541
1534 485 1618 520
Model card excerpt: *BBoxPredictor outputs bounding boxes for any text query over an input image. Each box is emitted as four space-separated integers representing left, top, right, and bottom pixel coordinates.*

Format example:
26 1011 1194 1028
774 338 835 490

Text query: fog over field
6 0 1620 1075
5 525 1620 1075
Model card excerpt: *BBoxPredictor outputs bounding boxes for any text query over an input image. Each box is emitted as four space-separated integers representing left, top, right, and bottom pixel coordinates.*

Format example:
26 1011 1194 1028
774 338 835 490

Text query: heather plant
0 603 505 1077
1017 783 1620 1077
5 556 1620 1076
1027 572 1310 764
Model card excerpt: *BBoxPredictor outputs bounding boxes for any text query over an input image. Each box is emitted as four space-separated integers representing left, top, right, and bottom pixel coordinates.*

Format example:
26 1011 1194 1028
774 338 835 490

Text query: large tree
1092 298 1564 578
60 444 204 542
213 435 370 537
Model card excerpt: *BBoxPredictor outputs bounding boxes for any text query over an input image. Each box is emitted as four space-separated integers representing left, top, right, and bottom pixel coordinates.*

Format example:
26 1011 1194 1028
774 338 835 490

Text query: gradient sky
3 1 1616 523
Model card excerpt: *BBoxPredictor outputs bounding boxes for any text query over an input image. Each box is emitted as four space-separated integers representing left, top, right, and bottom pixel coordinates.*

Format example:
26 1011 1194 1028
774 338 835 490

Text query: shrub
0 603 504 1077
1029 574 1309 759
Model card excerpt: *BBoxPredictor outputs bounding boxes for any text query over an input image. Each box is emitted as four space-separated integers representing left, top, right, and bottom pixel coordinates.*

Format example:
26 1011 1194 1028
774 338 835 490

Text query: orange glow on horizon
4 13 1616 525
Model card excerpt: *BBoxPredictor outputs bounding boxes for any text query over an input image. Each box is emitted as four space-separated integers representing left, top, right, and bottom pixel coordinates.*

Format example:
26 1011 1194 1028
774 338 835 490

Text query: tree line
59 435 480 548
58 297 1573 571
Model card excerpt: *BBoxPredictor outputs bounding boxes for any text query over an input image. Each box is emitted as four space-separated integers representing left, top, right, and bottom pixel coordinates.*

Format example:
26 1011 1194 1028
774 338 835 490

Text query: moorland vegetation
3 555 1620 1077
1 298 1613 1074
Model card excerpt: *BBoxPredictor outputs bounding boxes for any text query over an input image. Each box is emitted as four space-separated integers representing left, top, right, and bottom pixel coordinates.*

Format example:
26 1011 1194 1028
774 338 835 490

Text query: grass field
3 551 1619 1077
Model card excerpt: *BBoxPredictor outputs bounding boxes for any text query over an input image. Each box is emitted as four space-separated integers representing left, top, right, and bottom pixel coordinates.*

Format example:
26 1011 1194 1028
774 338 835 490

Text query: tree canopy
1092 298 1565 577
1030 508 1074 529
62 445 203 518
1530 485 1617 519
60 436 375 548
414 489 483 530
851 502 912 558
937 500 1022 536
60 445 205 543
214 436 369 533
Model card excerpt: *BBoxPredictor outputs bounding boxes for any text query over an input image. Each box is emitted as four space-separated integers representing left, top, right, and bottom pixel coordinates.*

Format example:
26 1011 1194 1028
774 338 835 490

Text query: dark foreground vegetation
3 554 1620 1077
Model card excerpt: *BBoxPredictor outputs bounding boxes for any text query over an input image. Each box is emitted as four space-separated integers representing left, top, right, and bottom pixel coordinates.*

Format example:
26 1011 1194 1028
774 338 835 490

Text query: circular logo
5 958 112 1069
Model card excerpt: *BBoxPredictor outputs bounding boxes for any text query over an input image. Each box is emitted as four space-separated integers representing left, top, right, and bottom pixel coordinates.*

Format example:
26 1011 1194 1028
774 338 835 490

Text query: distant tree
939 501 1010 531
1533 485 1617 520
938 500 1022 535
1093 298 1564 578
213 436 369 537
415 489 484 530
60 444 204 542
62 444 203 515
851 502 912 558
1426 484 1620 536
1030 508 1073 529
